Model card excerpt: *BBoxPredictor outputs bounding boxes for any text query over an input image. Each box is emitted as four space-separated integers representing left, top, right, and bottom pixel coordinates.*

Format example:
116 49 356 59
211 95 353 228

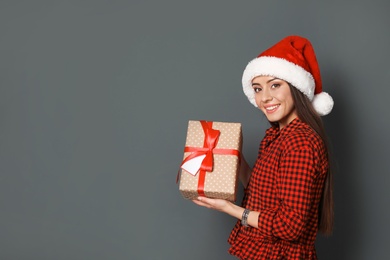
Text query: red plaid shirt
228 118 328 260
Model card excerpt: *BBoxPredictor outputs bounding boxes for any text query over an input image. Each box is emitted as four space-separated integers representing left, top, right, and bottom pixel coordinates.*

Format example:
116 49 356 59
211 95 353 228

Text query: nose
261 88 273 102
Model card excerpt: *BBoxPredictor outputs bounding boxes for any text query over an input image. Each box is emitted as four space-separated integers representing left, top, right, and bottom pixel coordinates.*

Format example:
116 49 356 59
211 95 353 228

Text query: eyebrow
252 77 280 86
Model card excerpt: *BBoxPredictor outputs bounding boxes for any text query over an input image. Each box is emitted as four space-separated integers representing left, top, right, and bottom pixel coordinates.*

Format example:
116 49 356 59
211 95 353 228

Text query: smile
265 105 280 112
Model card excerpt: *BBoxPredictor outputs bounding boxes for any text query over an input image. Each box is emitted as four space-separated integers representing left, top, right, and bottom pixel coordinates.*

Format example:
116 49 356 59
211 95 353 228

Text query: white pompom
312 92 334 116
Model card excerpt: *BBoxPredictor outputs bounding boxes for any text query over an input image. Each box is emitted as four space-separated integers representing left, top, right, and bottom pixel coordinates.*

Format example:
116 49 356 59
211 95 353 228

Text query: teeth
266 105 279 111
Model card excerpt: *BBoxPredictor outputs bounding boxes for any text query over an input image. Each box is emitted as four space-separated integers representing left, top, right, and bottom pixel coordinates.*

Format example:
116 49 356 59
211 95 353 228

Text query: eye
253 87 262 93
271 83 281 89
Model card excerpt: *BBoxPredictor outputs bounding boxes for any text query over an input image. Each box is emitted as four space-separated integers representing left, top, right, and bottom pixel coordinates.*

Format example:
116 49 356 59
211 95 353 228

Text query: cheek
255 99 266 113
286 95 295 106
254 95 262 107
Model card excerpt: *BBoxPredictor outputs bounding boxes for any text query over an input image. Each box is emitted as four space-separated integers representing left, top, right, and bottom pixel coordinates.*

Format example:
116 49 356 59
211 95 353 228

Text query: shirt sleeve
257 146 317 241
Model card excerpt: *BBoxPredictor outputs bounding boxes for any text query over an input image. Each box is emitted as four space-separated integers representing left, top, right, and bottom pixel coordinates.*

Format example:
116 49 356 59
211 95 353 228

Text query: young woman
193 35 334 259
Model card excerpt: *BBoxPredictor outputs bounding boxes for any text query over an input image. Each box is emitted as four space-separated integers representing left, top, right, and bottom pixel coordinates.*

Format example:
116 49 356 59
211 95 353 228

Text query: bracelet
241 208 250 227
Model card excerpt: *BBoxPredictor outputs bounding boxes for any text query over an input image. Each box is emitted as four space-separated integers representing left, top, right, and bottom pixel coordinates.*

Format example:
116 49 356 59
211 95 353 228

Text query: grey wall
1 0 389 259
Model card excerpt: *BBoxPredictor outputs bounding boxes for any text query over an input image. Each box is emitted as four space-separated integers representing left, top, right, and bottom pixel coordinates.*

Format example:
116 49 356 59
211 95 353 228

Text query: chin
265 115 281 123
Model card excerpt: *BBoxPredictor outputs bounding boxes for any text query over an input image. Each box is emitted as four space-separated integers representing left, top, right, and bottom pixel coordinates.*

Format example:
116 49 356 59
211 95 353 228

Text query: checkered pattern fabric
228 119 328 259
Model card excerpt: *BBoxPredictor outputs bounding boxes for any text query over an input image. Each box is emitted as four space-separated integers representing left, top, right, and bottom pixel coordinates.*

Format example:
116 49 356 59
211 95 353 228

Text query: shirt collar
265 117 302 140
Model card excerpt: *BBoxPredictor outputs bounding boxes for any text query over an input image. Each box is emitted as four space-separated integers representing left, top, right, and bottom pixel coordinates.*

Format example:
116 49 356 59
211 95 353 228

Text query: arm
192 154 258 226
257 147 317 241
193 197 260 228
193 138 320 241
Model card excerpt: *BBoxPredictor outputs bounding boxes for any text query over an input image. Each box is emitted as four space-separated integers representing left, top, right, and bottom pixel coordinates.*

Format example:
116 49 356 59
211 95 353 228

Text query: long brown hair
290 84 334 235
269 83 334 235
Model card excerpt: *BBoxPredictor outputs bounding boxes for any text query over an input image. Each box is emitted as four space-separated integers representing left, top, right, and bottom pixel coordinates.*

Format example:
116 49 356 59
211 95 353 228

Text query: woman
193 35 334 259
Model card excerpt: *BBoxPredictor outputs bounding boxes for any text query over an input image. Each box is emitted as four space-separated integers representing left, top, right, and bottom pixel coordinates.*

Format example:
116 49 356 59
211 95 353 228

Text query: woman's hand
192 197 232 213
193 196 259 228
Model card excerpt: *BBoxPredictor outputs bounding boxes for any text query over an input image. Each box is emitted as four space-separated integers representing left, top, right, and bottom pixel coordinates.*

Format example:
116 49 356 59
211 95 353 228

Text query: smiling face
252 76 298 129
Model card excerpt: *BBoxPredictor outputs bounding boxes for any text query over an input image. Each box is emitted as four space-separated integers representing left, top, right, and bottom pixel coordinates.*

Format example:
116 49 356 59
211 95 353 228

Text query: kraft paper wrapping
179 120 242 202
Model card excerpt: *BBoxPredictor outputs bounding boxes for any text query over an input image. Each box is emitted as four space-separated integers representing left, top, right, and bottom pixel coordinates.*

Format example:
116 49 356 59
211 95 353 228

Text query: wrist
224 202 242 219
241 208 250 227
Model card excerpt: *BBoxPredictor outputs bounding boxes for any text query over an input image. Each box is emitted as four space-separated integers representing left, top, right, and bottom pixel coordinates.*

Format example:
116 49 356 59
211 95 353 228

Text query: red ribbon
180 121 240 197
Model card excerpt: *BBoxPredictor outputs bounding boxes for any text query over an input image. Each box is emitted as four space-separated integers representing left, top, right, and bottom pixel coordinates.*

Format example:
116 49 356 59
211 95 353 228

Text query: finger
192 199 212 208
197 196 214 205
194 197 214 207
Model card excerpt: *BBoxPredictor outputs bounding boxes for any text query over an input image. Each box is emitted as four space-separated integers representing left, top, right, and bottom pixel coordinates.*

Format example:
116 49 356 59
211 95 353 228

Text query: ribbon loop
199 121 220 172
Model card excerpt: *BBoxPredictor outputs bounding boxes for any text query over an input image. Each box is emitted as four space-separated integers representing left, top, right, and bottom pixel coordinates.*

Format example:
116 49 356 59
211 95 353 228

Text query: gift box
178 120 242 202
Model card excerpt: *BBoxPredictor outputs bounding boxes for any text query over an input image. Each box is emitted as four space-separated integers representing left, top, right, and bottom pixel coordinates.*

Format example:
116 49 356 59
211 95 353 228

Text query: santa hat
242 35 334 116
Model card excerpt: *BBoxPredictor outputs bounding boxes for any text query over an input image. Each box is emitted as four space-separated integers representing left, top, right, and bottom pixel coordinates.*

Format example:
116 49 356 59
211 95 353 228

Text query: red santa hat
242 35 334 116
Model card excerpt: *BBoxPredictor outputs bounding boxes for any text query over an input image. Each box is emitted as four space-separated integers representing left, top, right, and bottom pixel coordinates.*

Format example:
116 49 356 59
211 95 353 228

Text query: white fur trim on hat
312 92 334 116
242 56 315 107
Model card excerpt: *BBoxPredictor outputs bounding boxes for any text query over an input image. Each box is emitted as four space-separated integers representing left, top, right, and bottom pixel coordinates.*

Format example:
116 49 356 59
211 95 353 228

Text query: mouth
264 104 280 113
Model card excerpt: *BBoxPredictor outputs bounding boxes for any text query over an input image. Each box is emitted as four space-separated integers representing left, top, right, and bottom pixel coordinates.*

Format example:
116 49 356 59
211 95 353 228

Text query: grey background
1 0 389 259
